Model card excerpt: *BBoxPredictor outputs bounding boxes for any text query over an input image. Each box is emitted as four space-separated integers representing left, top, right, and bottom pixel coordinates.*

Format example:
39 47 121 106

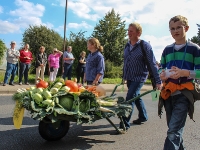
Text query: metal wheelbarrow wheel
38 120 70 141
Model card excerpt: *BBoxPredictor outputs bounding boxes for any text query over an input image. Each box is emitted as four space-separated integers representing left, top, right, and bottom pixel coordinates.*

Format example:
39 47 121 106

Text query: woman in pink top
48 48 63 82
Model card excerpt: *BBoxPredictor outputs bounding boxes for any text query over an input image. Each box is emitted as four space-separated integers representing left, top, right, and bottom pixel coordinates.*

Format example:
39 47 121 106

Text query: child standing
159 15 200 150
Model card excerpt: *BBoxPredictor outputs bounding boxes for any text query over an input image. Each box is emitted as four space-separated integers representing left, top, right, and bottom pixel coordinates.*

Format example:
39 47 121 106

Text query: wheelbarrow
38 83 155 141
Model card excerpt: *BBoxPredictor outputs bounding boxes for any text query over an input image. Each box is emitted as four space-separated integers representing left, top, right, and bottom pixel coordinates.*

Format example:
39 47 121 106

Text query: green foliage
104 57 125 79
92 9 127 65
104 60 122 78
67 31 88 76
0 39 7 65
190 36 199 45
22 25 64 74
190 24 200 46
0 72 151 84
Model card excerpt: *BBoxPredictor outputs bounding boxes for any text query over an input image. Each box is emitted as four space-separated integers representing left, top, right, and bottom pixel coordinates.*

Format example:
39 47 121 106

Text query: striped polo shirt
161 41 200 83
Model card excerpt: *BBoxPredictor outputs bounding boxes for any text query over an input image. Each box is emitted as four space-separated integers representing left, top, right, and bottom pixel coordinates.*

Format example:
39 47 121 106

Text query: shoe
119 122 129 131
132 119 142 125
9 83 15 86
2 83 6 86
25 82 30 85
19 82 22 85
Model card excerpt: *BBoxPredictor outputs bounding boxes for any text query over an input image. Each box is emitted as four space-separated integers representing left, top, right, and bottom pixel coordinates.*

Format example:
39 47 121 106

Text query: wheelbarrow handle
110 83 123 96
122 89 155 104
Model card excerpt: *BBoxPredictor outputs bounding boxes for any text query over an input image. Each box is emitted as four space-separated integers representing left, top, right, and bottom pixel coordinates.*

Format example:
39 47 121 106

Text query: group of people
2 14 199 149
2 37 105 87
3 42 33 86
121 15 200 150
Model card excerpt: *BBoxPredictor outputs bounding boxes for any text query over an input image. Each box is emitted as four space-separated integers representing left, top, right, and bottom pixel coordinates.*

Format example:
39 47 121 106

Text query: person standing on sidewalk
76 51 86 84
62 46 75 80
35 46 47 83
121 22 162 130
3 41 20 86
48 48 63 82
18 43 33 85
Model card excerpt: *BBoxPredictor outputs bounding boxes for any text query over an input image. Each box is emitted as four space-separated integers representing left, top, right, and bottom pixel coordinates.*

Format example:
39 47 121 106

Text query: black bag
191 81 200 101
140 40 156 89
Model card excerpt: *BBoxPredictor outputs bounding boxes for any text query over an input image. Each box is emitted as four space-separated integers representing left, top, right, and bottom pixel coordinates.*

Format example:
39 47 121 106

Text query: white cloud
0 20 20 34
0 0 46 34
58 0 200 26
68 21 93 29
55 25 64 32
143 35 174 61
0 5 3 13
10 0 45 17
14 16 43 28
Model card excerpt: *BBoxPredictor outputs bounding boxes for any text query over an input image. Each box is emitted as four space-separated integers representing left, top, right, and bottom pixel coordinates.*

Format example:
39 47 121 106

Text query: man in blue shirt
62 46 75 80
121 22 162 130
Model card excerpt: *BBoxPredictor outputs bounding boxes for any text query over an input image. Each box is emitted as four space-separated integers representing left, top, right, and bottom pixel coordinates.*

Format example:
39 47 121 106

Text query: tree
190 24 200 46
0 39 7 65
92 9 127 65
22 25 64 56
190 36 199 45
67 31 88 76
22 25 64 74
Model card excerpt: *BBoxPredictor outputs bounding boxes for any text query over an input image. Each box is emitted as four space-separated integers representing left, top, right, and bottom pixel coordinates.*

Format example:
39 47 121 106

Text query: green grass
0 72 152 84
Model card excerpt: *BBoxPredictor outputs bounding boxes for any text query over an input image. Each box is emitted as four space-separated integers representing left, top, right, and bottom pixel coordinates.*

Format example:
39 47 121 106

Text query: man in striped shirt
121 22 162 130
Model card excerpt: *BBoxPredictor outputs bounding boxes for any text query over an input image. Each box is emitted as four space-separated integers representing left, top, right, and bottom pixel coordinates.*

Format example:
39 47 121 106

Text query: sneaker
25 82 30 85
119 122 128 132
2 83 6 86
19 82 22 85
118 127 128 134
132 119 146 125
9 83 15 86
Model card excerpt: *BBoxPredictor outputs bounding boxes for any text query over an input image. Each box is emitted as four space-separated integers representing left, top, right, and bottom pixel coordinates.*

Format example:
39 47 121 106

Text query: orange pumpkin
65 80 78 92
36 78 48 89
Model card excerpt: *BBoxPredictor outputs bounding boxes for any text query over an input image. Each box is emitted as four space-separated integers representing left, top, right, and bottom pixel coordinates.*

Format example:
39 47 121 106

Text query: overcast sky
0 0 199 61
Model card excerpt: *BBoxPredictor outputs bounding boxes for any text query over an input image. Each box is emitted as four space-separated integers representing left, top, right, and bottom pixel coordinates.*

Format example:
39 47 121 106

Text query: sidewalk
0 83 153 94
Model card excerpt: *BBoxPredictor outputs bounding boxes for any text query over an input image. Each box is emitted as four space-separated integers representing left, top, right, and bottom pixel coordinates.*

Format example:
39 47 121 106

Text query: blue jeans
122 81 148 128
19 62 31 83
163 94 189 150
3 62 18 84
62 63 72 80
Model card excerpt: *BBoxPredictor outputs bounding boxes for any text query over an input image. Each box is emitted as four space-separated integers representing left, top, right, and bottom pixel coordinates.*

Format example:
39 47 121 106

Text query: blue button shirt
123 40 161 84
85 51 105 82
63 51 74 64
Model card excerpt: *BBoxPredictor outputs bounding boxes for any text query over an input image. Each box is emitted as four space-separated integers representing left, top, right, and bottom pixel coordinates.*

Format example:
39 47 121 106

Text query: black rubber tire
38 120 70 141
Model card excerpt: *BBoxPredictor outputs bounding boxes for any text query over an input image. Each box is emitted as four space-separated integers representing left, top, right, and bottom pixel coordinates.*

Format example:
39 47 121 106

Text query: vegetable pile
12 78 132 129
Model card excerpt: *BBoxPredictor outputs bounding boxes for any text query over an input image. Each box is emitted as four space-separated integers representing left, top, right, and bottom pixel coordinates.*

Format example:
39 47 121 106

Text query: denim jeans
163 94 189 150
3 62 18 84
19 62 31 84
122 80 148 128
62 63 72 80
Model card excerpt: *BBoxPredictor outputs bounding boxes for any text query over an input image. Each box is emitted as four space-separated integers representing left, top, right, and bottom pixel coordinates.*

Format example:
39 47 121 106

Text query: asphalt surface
0 93 200 150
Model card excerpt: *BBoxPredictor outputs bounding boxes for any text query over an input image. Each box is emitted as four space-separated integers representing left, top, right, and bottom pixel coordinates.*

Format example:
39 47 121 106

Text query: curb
0 88 150 95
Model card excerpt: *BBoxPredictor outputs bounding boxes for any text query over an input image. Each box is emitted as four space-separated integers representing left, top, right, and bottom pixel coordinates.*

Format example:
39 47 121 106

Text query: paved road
0 93 200 150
